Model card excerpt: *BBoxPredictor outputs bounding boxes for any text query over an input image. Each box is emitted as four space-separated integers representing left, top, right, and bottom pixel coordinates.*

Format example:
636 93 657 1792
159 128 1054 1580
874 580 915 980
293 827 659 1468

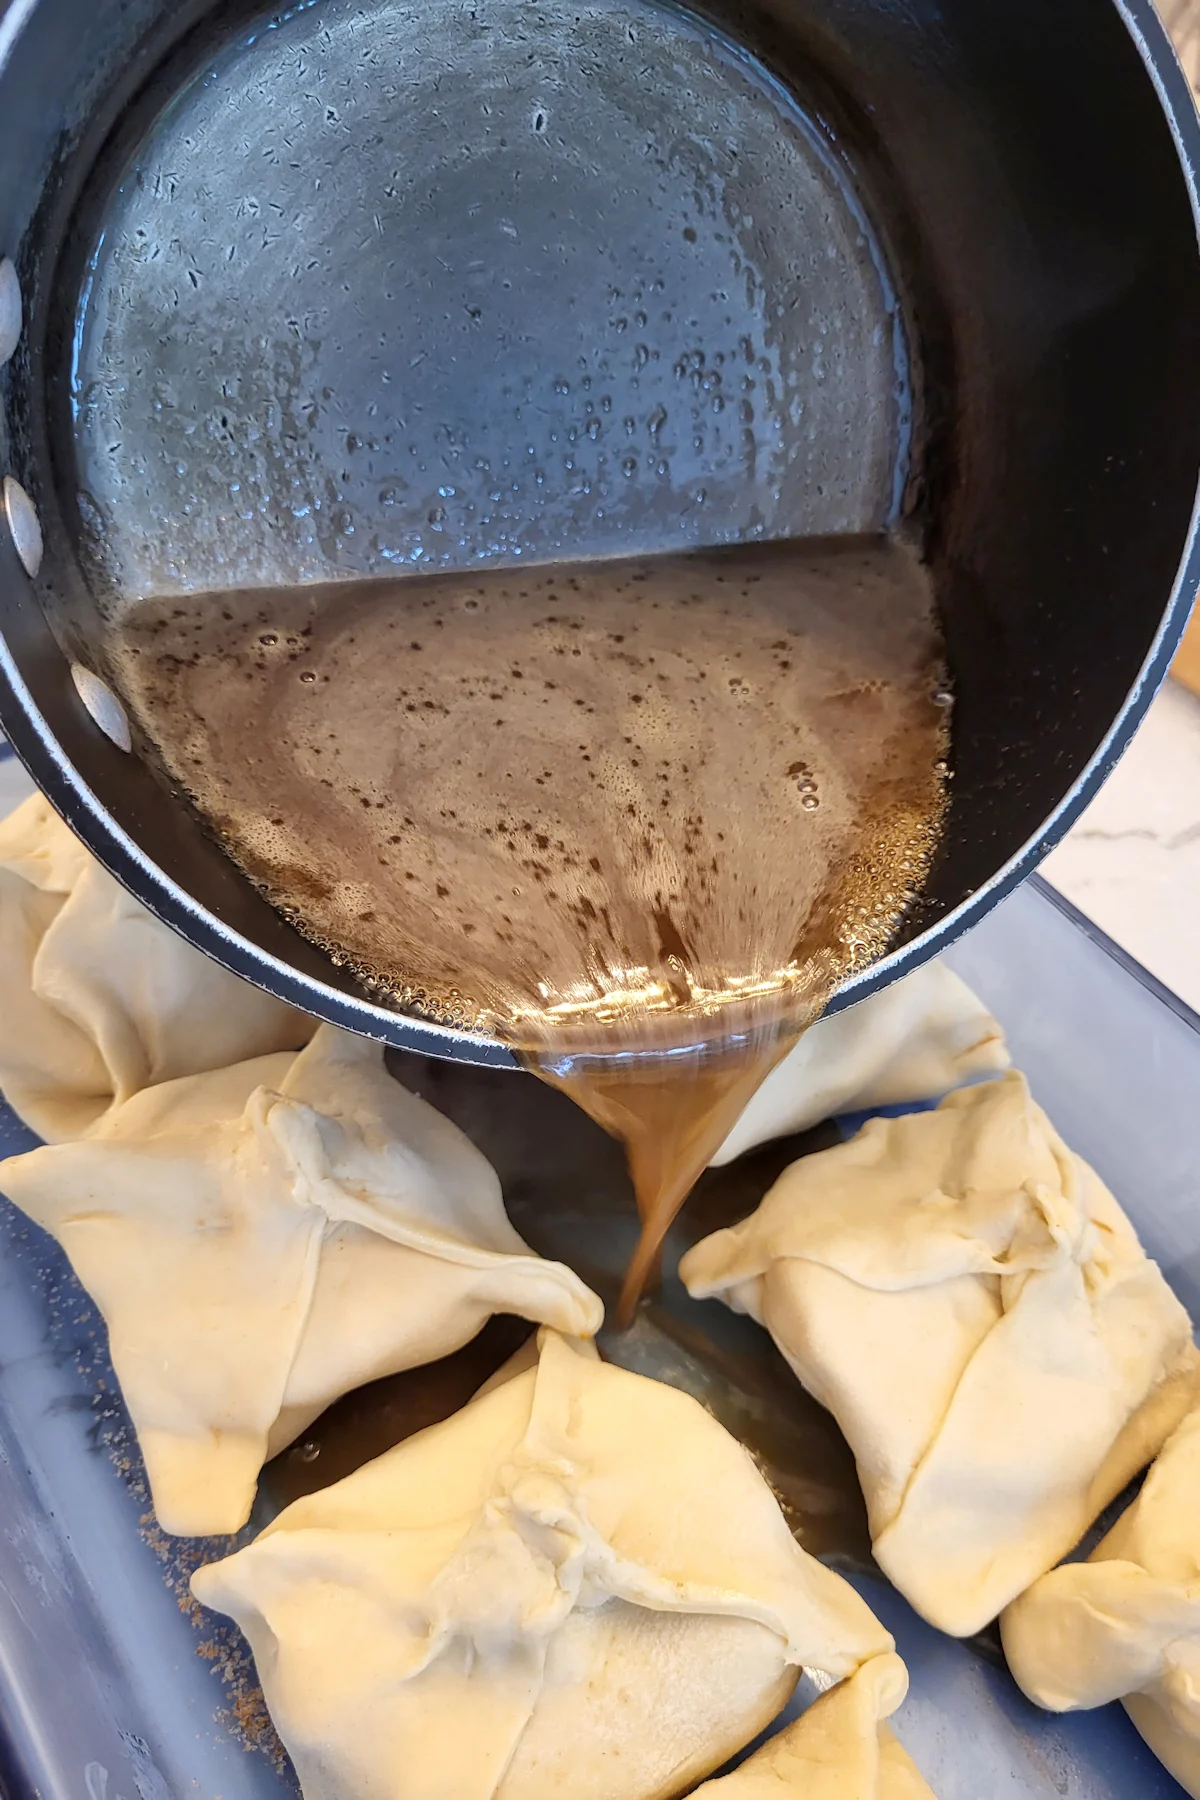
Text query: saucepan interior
0 0 1198 1063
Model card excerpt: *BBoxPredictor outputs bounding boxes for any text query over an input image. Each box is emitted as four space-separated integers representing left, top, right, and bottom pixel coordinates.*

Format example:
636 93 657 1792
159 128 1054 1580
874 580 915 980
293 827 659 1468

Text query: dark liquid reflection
259 1051 871 1569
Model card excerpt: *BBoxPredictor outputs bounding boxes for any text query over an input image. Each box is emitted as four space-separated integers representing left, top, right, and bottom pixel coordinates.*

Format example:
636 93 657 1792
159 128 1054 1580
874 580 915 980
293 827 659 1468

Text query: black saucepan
0 0 1198 1066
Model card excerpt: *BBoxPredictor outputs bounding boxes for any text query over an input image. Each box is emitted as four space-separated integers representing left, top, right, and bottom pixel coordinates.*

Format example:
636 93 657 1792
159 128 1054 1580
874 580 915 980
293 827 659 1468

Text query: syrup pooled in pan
111 534 950 1314
263 1055 873 1570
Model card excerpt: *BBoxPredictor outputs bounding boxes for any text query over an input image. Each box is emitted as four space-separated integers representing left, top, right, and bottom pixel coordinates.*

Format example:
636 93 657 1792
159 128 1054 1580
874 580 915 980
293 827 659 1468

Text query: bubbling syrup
110 535 949 1316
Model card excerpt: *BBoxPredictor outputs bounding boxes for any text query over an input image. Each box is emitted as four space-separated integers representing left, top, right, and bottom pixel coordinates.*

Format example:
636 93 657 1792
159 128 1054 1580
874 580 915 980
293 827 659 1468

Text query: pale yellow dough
712 960 1008 1166
694 1654 937 1799
682 1072 1198 1636
0 794 311 1140
1003 1400 1200 1798
0 1027 601 1535
192 1331 896 1800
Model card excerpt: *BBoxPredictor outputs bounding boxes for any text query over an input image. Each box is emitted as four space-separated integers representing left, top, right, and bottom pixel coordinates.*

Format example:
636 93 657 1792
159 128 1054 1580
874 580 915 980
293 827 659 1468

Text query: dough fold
192 1331 895 1800
682 1072 1198 1635
712 961 1007 1167
0 794 311 1140
693 1653 937 1798
1002 1401 1200 1798
0 1027 602 1534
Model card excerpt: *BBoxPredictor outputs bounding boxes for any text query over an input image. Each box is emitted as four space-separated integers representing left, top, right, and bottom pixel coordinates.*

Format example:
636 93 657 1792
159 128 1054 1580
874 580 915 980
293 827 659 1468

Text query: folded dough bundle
712 960 1008 1167
1003 1401 1200 1798
0 794 311 1140
192 1330 896 1800
682 1072 1198 1636
0 1026 601 1535
693 1653 936 1799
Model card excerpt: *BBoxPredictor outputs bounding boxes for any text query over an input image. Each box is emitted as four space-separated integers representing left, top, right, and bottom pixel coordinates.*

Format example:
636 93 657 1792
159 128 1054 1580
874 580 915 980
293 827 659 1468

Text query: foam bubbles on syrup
111 536 950 1050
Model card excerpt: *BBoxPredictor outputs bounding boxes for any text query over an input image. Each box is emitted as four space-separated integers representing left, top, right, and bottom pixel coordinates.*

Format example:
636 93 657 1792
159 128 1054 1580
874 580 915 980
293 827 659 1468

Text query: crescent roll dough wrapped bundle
682 1072 1197 1636
192 1330 896 1800
694 1653 937 1799
1002 1401 1200 1798
0 1026 601 1535
712 960 1008 1167
0 794 312 1141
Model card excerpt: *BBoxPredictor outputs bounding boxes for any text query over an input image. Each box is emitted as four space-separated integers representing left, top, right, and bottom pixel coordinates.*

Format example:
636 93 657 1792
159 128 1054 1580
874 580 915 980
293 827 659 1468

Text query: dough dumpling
693 1653 937 1799
0 1026 602 1535
192 1330 895 1800
713 960 1008 1167
0 794 311 1140
682 1072 1198 1636
1003 1401 1200 1797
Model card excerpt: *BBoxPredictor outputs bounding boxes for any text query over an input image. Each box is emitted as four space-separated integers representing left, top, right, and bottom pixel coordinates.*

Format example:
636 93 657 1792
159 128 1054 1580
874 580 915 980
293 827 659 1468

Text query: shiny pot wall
0 0 1199 1068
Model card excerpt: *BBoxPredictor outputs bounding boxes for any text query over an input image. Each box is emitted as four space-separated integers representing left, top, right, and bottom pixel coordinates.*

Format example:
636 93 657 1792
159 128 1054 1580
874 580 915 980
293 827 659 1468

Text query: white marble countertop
1042 679 1200 1014
0 744 32 819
